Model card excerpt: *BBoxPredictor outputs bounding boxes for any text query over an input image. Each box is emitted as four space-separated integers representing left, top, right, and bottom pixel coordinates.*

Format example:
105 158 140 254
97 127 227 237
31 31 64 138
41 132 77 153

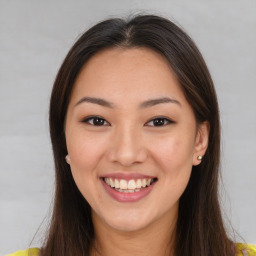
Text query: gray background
0 0 255 254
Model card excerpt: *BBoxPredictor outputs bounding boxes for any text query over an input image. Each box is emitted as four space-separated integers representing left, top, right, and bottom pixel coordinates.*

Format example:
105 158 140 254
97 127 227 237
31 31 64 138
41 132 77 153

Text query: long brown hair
40 14 235 256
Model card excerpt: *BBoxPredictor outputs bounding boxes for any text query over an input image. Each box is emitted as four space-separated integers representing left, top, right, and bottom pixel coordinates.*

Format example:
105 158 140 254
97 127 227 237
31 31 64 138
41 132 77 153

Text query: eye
82 116 110 126
146 117 174 127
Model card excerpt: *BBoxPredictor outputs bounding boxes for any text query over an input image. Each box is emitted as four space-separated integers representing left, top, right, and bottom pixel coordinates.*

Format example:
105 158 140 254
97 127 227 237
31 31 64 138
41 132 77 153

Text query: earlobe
193 121 210 166
65 154 71 164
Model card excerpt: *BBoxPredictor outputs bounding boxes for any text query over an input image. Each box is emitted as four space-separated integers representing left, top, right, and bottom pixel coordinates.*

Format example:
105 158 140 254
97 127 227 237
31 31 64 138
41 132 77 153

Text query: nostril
106 142 148 166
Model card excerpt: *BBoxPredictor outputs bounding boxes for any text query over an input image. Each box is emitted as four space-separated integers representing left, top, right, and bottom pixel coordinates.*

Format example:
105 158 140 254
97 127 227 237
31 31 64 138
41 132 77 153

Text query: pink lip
100 178 157 203
101 172 156 180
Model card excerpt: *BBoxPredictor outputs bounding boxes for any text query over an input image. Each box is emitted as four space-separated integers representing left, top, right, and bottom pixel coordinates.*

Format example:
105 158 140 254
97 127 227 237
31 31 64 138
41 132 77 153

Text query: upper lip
100 173 156 180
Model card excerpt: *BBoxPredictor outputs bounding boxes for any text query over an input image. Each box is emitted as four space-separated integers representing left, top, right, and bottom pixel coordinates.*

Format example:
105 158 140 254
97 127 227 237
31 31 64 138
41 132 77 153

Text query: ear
65 154 71 164
193 121 210 166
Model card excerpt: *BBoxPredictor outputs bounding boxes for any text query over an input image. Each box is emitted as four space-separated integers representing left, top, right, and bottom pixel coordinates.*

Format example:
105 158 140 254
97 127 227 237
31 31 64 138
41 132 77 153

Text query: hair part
40 14 235 256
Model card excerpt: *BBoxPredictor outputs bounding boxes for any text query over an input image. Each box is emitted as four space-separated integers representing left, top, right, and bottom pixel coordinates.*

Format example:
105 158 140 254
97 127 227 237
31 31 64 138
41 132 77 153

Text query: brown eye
82 116 110 126
146 117 173 127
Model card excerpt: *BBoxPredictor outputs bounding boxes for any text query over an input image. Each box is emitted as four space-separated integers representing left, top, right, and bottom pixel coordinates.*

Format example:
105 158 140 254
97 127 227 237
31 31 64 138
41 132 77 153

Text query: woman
8 14 256 256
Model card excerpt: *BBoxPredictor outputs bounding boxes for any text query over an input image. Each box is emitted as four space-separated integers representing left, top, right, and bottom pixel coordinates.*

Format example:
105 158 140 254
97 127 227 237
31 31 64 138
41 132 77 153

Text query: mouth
101 177 158 193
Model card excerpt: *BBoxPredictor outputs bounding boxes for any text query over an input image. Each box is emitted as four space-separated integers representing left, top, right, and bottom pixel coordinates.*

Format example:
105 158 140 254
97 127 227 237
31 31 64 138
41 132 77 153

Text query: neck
90 210 177 256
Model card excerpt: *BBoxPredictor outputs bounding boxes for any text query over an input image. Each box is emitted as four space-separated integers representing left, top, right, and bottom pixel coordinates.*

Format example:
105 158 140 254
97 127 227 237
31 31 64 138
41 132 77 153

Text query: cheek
150 133 194 170
66 133 108 205
67 132 106 167
66 132 108 194
150 135 194 205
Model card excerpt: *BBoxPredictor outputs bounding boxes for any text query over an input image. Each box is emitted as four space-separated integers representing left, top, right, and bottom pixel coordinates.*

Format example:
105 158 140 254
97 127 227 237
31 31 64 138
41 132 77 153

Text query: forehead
70 47 187 106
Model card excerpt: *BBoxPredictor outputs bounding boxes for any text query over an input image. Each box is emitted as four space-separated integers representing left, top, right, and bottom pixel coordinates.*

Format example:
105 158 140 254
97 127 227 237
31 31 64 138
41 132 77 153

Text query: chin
107 217 149 232
96 208 156 233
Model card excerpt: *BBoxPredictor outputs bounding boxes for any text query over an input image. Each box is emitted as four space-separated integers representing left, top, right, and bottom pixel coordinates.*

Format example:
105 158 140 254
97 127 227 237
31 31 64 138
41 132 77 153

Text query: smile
101 176 157 202
103 177 156 193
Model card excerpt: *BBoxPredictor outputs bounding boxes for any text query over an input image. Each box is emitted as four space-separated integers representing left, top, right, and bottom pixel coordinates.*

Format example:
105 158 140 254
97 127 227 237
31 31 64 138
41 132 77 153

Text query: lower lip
101 179 156 202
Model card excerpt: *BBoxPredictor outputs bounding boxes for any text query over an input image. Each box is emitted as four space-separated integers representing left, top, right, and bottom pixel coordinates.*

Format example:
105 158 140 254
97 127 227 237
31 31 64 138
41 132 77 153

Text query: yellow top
6 248 39 256
236 243 256 256
6 243 256 256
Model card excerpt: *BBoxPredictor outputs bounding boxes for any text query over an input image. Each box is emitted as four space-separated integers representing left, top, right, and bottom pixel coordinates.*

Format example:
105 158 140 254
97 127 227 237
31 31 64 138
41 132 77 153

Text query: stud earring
65 155 71 164
197 155 203 160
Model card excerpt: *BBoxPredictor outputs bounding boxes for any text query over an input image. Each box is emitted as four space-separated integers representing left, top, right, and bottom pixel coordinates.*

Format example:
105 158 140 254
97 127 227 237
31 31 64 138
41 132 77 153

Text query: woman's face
65 47 208 232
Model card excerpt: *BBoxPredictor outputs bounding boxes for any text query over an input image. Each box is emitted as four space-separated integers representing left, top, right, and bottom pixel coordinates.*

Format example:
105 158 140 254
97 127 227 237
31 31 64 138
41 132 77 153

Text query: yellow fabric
6 248 39 256
236 243 256 256
6 243 256 255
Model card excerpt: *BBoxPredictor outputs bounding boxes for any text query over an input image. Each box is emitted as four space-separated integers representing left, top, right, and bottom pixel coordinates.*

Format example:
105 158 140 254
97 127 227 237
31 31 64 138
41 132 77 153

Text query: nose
106 125 148 167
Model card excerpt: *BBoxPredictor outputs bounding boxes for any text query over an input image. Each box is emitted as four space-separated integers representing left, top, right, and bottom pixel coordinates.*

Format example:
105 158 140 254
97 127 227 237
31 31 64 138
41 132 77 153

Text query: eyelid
81 115 110 126
81 115 175 127
145 116 175 127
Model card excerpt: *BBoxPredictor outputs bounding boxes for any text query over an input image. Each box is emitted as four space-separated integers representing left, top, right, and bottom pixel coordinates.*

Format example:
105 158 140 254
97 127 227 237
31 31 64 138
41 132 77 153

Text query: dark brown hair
40 14 235 256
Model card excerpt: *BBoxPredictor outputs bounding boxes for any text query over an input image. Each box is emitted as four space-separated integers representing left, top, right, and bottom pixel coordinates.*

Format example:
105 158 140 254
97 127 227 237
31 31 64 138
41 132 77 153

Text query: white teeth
128 180 136 189
119 179 128 189
110 178 115 187
115 188 142 193
104 177 155 191
105 178 110 186
136 179 142 188
114 179 120 188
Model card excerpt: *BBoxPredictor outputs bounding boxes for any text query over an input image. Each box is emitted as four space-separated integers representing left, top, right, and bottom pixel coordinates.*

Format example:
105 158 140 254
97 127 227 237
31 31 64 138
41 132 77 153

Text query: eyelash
81 116 174 127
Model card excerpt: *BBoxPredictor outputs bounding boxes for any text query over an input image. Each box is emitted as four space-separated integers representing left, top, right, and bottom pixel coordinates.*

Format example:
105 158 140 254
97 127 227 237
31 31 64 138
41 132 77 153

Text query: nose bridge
107 121 147 166
118 122 139 149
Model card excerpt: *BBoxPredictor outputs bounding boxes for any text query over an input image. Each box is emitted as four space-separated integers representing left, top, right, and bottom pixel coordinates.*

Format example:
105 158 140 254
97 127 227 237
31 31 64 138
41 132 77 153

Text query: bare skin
65 47 209 256
91 201 177 256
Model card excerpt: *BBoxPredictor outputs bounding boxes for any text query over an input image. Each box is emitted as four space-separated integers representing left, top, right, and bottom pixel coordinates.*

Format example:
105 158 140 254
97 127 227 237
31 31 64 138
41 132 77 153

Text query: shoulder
236 243 256 256
6 248 40 256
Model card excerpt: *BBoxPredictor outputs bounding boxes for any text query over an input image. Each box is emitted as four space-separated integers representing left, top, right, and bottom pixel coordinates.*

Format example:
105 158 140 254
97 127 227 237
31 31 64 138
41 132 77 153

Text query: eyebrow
75 96 181 109
75 97 114 108
140 97 181 108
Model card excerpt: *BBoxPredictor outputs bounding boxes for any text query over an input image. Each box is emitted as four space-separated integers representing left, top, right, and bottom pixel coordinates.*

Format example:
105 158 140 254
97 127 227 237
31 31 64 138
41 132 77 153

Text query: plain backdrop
0 0 255 254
